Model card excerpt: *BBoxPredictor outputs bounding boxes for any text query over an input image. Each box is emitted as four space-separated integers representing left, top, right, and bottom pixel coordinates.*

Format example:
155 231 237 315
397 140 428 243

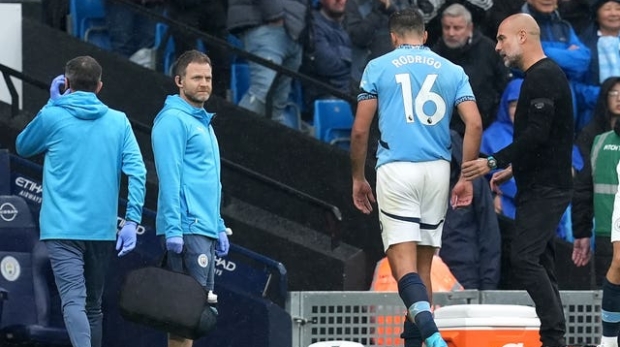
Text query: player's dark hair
389 8 425 37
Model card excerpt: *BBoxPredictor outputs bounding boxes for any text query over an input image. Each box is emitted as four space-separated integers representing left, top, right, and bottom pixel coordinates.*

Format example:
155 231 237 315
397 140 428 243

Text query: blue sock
401 318 423 347
398 272 438 339
602 278 620 337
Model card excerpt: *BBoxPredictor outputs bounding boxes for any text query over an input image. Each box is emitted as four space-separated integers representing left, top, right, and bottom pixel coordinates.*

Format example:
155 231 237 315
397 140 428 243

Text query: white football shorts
376 160 450 251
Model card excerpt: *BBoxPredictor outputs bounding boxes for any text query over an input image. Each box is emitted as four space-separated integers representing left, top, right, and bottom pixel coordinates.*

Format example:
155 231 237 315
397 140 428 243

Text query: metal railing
0 62 344 248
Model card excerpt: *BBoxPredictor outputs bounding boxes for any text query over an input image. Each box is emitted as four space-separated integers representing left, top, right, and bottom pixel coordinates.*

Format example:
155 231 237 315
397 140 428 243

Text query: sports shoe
424 332 447 347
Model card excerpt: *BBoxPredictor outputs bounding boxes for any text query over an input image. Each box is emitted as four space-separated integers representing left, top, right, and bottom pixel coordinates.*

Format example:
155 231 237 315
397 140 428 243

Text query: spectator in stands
480 78 523 219
580 0 620 86
351 9 482 347
521 0 591 83
558 0 595 36
441 130 501 290
462 14 574 347
572 78 620 347
485 0 523 40
572 76 620 287
301 0 353 116
166 0 230 97
105 0 164 61
344 0 418 85
226 0 308 126
432 3 510 133
521 0 595 132
424 0 494 48
151 50 230 347
15 56 147 347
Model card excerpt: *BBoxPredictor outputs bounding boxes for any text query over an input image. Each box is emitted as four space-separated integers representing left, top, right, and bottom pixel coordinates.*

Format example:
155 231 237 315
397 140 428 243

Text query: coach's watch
487 156 498 170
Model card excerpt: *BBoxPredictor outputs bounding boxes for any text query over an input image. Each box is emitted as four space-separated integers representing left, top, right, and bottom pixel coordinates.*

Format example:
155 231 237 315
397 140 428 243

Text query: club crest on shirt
614 217 620 232
197 254 209 268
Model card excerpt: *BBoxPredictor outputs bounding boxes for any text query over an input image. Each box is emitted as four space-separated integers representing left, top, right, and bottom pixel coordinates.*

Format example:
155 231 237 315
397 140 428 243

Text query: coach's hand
116 221 137 257
166 236 184 254
572 237 591 267
215 231 230 257
461 158 490 181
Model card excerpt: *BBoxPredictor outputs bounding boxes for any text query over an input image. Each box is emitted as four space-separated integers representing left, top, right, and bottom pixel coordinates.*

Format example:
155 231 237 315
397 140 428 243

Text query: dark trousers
595 235 613 287
512 186 572 347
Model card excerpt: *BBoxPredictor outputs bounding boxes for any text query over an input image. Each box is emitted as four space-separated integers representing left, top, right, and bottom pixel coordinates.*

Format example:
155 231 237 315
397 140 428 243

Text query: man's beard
187 92 210 105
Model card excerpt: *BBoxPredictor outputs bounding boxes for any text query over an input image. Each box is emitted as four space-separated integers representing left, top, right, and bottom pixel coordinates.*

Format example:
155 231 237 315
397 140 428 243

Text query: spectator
15 56 147 347
485 0 523 40
105 0 164 61
572 76 620 287
462 14 575 346
432 3 510 133
521 0 590 82
441 130 501 290
424 0 494 47
521 0 596 132
227 0 308 126
558 0 595 36
166 0 230 97
301 0 353 116
480 78 523 219
580 0 620 86
344 0 418 85
151 50 230 347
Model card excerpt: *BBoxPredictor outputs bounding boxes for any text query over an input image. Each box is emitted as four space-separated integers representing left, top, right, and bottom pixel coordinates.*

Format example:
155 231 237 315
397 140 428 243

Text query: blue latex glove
49 74 69 100
116 221 137 257
215 231 229 257
166 236 184 254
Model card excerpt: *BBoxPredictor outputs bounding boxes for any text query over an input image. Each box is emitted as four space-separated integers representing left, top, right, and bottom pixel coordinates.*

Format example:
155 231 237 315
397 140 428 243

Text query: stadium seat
230 63 304 131
282 102 302 131
69 0 111 50
313 99 354 149
0 195 70 346
154 23 176 75
230 63 250 105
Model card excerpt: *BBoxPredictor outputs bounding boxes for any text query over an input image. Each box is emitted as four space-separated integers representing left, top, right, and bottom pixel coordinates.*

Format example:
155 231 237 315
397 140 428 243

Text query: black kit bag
118 252 217 339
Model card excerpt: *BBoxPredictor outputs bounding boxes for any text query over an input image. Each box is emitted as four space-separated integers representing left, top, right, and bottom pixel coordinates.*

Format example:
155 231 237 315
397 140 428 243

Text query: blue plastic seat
0 195 70 346
154 23 176 75
313 99 354 149
230 63 250 105
70 0 110 50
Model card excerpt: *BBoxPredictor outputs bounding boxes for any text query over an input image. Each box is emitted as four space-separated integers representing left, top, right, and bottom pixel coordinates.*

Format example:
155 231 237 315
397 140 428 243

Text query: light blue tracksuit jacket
151 95 225 240
15 91 147 241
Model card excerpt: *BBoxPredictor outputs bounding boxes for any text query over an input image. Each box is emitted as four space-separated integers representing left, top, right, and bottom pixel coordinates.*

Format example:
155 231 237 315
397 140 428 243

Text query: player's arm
350 96 377 181
456 100 482 164
351 94 377 214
